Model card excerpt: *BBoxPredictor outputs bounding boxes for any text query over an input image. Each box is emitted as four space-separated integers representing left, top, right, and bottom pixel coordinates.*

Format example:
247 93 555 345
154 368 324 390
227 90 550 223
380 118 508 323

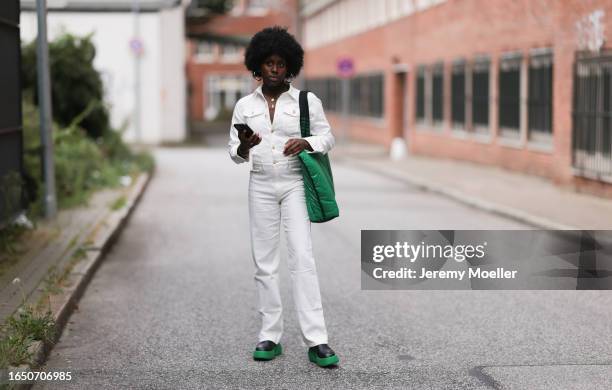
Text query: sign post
336 57 354 144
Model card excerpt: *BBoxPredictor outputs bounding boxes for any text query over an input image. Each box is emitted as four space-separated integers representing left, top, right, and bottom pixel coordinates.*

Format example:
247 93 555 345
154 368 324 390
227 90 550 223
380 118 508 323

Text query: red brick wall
303 0 612 196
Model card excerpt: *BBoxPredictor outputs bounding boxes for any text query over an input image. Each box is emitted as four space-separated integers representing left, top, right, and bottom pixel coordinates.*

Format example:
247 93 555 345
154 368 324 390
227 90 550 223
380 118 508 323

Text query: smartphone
234 123 254 138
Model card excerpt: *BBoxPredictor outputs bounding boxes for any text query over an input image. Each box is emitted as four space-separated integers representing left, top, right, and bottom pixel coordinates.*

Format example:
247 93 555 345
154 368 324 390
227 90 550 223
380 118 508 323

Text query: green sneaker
308 344 339 367
253 340 282 360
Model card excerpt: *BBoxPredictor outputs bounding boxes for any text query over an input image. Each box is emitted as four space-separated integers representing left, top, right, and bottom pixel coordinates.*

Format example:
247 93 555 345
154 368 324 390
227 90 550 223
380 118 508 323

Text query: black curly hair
244 26 304 80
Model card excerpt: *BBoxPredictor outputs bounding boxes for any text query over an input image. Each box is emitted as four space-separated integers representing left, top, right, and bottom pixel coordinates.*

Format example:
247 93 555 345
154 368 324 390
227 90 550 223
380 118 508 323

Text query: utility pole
132 0 142 144
36 0 57 219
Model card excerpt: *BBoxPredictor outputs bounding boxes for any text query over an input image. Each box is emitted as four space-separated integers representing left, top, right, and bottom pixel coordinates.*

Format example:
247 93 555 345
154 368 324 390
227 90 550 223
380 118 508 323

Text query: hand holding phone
234 123 254 139
234 123 261 158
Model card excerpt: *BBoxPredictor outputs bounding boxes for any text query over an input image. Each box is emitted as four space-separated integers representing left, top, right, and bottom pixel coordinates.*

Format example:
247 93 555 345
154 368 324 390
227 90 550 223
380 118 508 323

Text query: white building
20 0 187 144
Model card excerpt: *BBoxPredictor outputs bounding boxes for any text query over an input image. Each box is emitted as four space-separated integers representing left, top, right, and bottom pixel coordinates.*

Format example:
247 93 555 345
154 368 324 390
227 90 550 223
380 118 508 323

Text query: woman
227 26 339 367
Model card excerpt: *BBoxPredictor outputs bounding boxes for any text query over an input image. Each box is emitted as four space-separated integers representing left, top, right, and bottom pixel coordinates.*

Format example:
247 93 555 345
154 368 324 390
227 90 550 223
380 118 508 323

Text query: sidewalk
333 142 612 230
0 172 150 324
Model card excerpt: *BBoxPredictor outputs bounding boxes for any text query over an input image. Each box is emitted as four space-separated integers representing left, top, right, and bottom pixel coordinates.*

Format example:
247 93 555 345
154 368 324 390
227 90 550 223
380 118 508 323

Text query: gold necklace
265 84 288 109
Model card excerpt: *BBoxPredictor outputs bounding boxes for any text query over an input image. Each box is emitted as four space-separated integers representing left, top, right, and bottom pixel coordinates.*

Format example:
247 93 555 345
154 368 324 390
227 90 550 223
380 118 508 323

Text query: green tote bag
297 90 339 223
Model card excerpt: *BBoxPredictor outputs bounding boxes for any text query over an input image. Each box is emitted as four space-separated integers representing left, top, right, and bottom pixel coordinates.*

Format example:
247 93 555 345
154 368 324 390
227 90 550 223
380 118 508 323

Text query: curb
336 155 577 230
4 168 154 389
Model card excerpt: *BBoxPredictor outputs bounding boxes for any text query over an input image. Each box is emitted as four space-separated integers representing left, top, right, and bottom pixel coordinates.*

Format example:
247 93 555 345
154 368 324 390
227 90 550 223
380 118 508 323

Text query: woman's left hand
283 139 313 156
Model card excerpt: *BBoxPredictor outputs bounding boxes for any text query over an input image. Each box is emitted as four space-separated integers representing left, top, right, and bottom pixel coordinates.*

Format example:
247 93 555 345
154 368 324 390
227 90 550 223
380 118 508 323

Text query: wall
20 8 187 144
302 0 612 196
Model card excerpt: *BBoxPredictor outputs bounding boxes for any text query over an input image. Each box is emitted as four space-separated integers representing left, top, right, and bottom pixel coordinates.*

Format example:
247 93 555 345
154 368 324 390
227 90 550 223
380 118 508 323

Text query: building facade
301 0 612 197
186 0 298 131
20 0 187 145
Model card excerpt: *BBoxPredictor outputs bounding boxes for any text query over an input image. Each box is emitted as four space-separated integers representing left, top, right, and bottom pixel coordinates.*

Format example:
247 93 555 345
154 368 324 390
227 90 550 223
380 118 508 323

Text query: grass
0 333 33 369
41 266 64 296
0 223 29 258
5 306 56 346
0 222 33 278
110 195 127 211
0 291 56 369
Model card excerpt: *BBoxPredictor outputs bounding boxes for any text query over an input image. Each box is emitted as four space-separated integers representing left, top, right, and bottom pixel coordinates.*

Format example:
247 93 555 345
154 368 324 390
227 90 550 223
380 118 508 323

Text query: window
472 56 490 130
528 49 553 138
205 75 253 121
220 44 241 63
415 62 444 128
246 0 269 15
572 53 612 179
498 52 522 134
304 78 341 112
349 77 361 114
194 40 215 63
348 73 384 118
452 60 466 127
416 66 426 122
369 74 384 117
432 63 444 124
327 78 341 112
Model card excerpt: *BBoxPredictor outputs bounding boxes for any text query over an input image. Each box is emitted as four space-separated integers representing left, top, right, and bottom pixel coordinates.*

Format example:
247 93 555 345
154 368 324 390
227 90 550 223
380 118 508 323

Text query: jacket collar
255 82 299 102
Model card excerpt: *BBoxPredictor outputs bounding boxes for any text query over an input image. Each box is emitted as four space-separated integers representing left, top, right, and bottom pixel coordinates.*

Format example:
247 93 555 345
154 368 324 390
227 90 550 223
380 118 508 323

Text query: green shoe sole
253 343 282 360
308 349 339 367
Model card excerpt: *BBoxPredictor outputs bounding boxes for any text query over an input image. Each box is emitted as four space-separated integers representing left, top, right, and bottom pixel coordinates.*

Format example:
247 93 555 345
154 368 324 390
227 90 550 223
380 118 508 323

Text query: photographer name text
372 267 517 280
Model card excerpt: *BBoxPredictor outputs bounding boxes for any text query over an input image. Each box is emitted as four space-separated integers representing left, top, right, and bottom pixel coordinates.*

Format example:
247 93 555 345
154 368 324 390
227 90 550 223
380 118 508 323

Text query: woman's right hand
237 132 262 158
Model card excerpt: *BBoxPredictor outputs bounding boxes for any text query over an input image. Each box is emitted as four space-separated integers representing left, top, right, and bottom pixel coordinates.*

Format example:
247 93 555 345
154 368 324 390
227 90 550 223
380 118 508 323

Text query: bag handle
299 90 310 138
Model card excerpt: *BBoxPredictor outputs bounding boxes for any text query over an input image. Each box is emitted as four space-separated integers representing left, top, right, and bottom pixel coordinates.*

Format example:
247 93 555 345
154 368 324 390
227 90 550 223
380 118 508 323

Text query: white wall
20 8 186 145
303 0 447 49
159 6 186 143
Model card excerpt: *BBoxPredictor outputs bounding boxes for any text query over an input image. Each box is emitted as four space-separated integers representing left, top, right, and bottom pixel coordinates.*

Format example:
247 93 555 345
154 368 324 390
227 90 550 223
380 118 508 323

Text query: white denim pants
248 159 329 348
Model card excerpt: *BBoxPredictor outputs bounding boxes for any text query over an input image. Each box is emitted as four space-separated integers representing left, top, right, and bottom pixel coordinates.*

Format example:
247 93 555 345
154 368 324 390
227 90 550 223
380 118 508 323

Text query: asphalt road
34 146 612 389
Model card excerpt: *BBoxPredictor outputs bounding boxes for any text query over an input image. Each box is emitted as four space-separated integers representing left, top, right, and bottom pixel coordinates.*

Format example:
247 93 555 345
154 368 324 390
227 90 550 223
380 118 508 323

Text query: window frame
528 48 554 143
194 40 216 63
451 59 467 130
431 62 444 127
498 52 523 138
416 65 427 124
471 56 491 134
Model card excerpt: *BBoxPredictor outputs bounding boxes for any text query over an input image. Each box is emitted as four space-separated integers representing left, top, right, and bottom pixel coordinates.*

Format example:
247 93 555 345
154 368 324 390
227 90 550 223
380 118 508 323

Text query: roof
20 0 182 12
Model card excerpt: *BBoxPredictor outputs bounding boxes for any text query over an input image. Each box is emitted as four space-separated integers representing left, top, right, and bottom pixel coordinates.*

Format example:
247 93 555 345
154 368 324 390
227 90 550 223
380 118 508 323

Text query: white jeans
248 159 329 348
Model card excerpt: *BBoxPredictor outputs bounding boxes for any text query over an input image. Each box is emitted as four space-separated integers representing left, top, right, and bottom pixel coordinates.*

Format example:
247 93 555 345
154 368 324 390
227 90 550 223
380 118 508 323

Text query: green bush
21 33 110 139
18 32 155 220
21 98 154 215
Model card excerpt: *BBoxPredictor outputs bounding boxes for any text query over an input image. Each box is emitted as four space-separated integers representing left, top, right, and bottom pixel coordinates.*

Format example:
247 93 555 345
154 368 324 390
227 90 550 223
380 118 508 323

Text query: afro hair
244 26 304 79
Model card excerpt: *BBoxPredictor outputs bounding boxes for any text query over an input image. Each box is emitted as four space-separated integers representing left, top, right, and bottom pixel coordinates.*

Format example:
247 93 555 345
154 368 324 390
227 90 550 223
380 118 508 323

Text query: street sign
130 37 144 56
337 57 354 78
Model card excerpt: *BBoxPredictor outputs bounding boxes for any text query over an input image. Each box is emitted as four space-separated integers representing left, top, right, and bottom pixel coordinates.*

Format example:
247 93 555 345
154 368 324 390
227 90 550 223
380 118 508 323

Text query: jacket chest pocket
281 105 301 137
243 108 266 131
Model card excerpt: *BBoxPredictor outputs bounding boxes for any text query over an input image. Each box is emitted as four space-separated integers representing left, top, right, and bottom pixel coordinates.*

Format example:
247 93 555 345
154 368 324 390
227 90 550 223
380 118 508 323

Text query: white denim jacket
228 83 335 165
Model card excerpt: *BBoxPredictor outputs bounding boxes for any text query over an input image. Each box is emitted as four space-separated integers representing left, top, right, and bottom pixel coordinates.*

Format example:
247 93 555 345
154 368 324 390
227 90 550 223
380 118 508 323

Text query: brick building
186 0 297 131
301 0 612 197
